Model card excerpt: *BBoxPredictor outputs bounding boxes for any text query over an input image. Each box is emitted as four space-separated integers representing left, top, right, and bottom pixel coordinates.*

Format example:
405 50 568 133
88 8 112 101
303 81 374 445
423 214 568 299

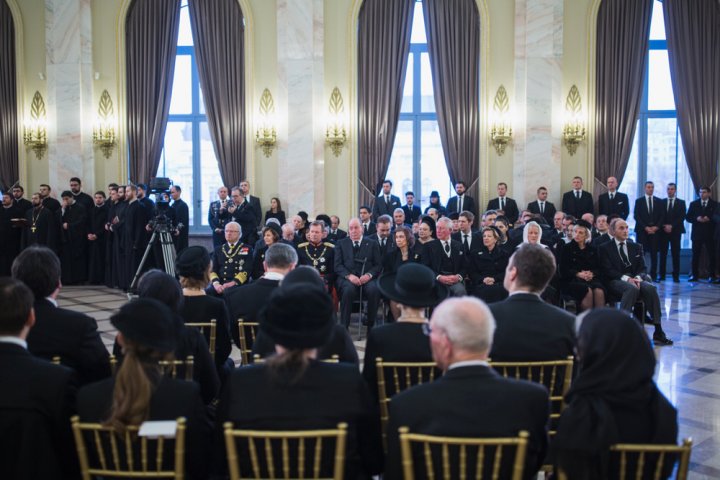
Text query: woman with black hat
553 309 677 479
424 190 447 217
175 246 234 382
363 263 448 400
216 282 383 479
77 298 213 479
559 220 606 312
467 226 510 303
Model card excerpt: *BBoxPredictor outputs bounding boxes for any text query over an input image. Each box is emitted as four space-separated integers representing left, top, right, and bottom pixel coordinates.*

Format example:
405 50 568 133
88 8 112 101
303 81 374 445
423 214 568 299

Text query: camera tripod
128 221 177 293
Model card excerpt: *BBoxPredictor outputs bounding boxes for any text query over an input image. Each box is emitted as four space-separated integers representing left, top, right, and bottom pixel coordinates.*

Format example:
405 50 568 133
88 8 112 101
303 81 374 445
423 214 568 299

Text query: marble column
512 0 564 206
45 0 94 192
276 0 325 216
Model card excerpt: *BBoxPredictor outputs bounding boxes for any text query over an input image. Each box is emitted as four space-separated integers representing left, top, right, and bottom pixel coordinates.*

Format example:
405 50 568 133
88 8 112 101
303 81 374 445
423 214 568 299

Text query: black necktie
619 242 631 267
648 197 653 216
610 193 614 200
702 201 707 209
500 198 504 210
353 241 360 253
463 234 469 251
363 224 368 234
458 197 463 213
444 242 451 255
381 238 386 247
540 202 544 213
386 195 390 206
576 191 580 199
668 199 673 211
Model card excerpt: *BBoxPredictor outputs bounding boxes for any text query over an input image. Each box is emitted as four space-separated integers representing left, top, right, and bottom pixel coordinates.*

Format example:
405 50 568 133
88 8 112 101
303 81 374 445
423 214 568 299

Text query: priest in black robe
88 191 108 284
57 191 88 285
111 186 128 289
22 193 58 252
123 185 151 285
0 192 22 275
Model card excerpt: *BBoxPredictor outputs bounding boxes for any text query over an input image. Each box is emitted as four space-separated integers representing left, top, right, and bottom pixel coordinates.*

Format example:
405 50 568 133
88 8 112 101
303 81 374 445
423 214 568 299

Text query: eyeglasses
422 323 432 336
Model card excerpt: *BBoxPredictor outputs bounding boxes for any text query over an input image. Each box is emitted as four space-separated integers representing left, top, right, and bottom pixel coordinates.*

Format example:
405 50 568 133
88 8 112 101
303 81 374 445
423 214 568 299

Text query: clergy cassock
88 202 108 284
23 205 58 252
210 242 253 287
104 200 118 288
123 200 151 281
111 200 129 289
0 204 23 275
58 202 88 285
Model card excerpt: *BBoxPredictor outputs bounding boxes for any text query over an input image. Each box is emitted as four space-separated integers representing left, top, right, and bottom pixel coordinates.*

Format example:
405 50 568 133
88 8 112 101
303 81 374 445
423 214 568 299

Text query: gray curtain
663 0 720 192
0 0 18 191
187 0 245 188
422 0 480 192
125 0 181 184
593 0 653 196
357 0 414 207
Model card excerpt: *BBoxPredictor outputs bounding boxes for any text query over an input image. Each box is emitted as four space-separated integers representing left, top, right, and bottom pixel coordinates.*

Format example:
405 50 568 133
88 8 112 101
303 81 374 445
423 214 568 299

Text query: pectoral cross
31 227 36 233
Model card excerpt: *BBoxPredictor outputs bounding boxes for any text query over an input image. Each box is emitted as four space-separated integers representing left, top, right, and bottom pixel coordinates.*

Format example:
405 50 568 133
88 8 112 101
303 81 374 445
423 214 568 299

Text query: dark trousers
337 278 380 328
691 234 716 278
640 233 660 278
659 232 681 279
607 279 662 325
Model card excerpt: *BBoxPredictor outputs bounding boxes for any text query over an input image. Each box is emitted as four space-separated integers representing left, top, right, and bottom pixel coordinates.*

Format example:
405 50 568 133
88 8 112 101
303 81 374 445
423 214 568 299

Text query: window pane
199 83 206 115
169 55 192 114
199 122 223 226
400 55 414 113
386 121 414 198
420 52 435 113
420 121 452 209
621 122 640 234
161 122 194 226
649 0 665 40
646 118 678 194
648 50 675 111
410 1 426 44
178 5 193 46
676 131 694 248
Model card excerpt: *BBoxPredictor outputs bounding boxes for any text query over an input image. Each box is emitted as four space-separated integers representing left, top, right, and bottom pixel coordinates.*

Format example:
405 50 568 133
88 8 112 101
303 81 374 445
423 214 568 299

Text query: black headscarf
553 308 677 479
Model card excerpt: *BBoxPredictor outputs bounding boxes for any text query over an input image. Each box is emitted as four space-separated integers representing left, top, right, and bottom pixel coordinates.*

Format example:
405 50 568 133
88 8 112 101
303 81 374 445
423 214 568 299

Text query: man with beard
87 191 108 284
68 177 94 214
0 192 22 274
110 185 128 289
39 184 61 213
57 191 88 285
11 185 32 215
22 192 58 251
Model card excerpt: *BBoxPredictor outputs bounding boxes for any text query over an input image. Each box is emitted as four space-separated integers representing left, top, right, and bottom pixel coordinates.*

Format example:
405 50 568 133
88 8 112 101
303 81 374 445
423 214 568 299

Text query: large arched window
385 0 452 209
156 0 223 231
620 0 693 246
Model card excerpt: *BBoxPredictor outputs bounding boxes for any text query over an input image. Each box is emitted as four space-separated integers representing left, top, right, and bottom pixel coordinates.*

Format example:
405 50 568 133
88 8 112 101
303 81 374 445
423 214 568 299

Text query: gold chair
71 415 186 479
158 356 195 381
252 354 340 364
376 358 441 450
399 427 529 480
185 319 217 360
237 319 259 365
489 356 574 436
109 354 118 376
609 438 692 480
223 422 348 480
51 356 62 365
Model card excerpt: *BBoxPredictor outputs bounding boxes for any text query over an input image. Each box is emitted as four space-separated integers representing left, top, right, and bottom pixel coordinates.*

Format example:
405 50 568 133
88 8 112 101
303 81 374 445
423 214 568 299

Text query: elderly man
386 296 550 479
392 208 406 231
210 221 253 294
334 218 382 329
425 217 466 296
598 218 673 345
598 176 629 220
208 186 231 247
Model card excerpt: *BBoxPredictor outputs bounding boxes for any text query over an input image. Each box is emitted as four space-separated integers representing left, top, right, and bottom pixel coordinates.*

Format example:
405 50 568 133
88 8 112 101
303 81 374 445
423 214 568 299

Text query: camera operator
228 186 257 245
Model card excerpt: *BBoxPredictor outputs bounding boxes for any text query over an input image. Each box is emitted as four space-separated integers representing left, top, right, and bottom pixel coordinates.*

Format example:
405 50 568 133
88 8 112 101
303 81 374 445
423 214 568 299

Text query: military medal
313 260 319 266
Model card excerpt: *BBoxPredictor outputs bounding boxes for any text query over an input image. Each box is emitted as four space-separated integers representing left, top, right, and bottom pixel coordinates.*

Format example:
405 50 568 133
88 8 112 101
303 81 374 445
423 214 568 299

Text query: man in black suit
225 243 297 348
367 214 394 257
385 296 550 480
597 176 630 220
591 214 612 247
425 217 467 296
686 187 717 282
0 192 22 275
0 277 79 480
240 180 262 230
527 186 556 225
402 191 422 225
327 215 347 243
359 205 376 236
659 182 686 282
633 181 664 279
11 245 112 384
228 186 257 245
391 208 407 231
452 211 481 253
170 185 189 253
486 182 519 225
490 244 575 361
11 184 33 214
598 219 673 345
561 176 594 219
208 186 231 248
371 179 402 221
446 181 477 217
334 218 382 328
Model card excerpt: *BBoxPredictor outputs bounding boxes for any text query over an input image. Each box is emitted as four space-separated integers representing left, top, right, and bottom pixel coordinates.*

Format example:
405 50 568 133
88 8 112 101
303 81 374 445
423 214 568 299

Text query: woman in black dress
363 263 448 400
559 220 605 311
424 190 447 217
250 224 281 281
468 226 509 303
553 309 678 479
216 282 383 479
175 246 234 382
382 226 423 320
78 299 212 479
264 197 286 226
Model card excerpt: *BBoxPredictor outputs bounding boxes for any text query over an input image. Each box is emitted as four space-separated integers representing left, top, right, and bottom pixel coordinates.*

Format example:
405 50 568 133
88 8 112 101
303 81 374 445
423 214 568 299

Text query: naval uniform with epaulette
210 242 253 288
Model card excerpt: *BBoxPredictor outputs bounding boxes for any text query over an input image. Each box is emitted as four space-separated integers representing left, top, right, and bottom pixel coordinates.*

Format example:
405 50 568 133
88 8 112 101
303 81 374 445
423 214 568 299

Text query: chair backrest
252 354 340 364
489 356 574 436
608 438 692 480
237 319 259 365
158 356 194 381
51 355 62 365
71 415 186 480
398 427 529 480
223 422 348 480
185 319 217 359
375 358 441 450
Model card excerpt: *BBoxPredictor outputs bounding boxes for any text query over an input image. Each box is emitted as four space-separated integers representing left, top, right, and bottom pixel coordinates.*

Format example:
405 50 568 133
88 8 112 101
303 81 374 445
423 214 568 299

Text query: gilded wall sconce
562 85 586 156
93 90 117 159
255 88 277 158
23 91 48 160
490 86 512 156
325 87 347 157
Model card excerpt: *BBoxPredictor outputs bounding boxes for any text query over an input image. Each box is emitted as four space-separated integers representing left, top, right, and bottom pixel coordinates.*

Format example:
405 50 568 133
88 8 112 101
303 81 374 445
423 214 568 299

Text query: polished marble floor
58 278 720 479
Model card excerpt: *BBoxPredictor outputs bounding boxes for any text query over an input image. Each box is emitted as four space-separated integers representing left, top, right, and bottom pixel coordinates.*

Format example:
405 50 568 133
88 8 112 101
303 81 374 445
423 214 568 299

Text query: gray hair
393 208 405 216
225 221 242 238
264 243 298 269
377 214 392 225
431 297 496 354
436 217 453 229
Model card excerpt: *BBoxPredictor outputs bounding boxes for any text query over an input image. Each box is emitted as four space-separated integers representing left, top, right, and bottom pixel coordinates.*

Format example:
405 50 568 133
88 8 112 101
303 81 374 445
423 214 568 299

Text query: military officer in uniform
297 220 336 291
209 221 253 295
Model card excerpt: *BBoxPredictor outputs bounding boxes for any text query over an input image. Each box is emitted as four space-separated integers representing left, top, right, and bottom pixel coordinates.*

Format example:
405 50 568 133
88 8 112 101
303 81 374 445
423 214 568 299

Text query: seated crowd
0 174 691 479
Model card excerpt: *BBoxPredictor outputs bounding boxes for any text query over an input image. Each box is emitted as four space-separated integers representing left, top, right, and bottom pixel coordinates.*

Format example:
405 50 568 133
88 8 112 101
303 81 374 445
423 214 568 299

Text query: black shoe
688 275 697 282
672 277 680 283
653 332 674 346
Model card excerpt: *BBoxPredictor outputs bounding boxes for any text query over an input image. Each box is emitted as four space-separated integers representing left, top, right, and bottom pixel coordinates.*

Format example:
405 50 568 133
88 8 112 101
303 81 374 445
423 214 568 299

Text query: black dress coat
466 245 509 302
381 245 422 274
251 325 359 365
598 191 630 220
487 197 519 224
171 198 190 253
386 365 549 480
224 277 280 348
0 342 78 480
527 200 556 225
561 190 594 219
559 241 605 302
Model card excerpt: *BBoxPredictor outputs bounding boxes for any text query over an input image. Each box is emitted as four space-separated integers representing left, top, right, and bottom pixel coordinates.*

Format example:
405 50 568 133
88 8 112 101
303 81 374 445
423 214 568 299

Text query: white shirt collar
45 296 58 307
509 290 541 298
614 238 627 247
0 336 27 349
263 271 285 281
448 360 489 370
